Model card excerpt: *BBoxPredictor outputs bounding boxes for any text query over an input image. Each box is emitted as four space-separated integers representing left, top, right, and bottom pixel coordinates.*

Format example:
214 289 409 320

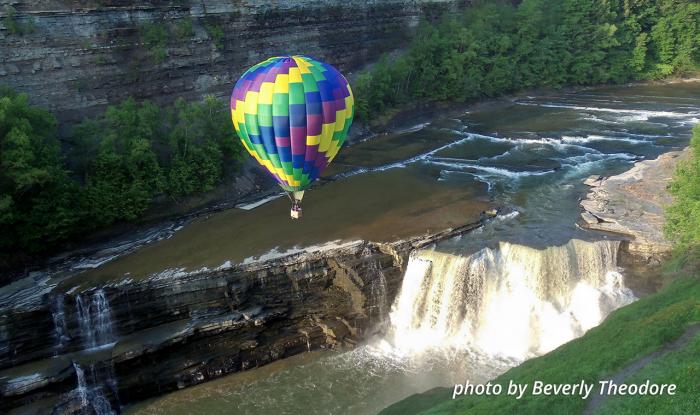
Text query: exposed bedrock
0 0 464 122
579 149 690 293
0 219 484 412
580 149 690 260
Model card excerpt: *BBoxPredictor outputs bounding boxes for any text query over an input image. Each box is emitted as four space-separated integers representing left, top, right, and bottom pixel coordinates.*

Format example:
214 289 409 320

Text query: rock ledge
579 149 690 259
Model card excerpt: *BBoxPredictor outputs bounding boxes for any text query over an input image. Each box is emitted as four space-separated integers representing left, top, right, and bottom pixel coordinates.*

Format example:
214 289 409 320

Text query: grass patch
380 275 700 415
3 5 35 36
173 18 193 41
139 22 168 63
205 24 224 50
598 332 700 414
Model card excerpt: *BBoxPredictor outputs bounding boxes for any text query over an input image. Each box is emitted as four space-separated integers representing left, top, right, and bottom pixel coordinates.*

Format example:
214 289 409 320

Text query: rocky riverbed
580 148 690 261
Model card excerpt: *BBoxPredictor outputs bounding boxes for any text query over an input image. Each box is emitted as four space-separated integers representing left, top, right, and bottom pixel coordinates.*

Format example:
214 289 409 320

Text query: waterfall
367 255 389 326
388 239 635 360
75 289 115 349
51 294 69 355
74 362 88 407
70 362 116 415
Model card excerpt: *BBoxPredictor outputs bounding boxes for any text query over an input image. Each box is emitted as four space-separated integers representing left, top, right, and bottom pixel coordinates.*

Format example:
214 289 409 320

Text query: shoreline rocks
579 149 690 262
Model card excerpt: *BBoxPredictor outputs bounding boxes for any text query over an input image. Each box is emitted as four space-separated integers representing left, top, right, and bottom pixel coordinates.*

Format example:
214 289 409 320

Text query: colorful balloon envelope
230 55 354 207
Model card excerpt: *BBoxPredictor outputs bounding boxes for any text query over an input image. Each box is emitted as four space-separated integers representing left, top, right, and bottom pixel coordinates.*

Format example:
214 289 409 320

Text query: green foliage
74 99 164 225
173 18 194 41
3 6 21 35
206 24 225 49
163 96 242 197
73 97 243 216
665 124 700 250
356 0 700 122
0 89 80 254
0 87 243 260
3 5 35 36
139 22 168 63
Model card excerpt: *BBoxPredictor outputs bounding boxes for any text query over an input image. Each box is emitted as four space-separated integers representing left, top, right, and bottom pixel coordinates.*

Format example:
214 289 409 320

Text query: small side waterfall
50 294 69 355
367 256 389 326
76 289 115 349
74 362 89 407
70 362 117 415
388 239 635 360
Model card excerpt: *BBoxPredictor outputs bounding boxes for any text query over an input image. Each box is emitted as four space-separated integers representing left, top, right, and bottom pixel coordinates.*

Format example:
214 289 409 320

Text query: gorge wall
0 220 484 413
0 241 402 413
0 0 464 122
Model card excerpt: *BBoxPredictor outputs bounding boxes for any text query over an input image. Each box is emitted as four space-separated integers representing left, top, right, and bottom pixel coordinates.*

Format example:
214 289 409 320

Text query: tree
666 124 700 249
75 98 163 225
353 0 700 122
163 96 242 197
0 89 80 254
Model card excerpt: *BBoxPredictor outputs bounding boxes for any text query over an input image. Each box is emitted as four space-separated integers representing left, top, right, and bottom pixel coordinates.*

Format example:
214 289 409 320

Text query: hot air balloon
230 55 354 219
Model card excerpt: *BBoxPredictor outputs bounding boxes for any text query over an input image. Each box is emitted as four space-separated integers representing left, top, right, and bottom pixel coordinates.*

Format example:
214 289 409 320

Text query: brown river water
119 81 700 415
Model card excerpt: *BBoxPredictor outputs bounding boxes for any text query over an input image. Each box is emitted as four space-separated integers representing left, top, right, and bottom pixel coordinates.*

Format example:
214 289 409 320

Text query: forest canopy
354 0 700 121
0 91 243 262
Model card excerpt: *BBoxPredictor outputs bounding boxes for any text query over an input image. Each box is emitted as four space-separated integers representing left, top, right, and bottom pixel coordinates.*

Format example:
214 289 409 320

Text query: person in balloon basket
291 202 302 219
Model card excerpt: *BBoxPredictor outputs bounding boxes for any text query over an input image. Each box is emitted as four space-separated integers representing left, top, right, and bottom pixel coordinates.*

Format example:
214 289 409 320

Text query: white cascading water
74 362 89 407
51 294 69 355
76 289 115 349
387 239 635 360
71 362 116 415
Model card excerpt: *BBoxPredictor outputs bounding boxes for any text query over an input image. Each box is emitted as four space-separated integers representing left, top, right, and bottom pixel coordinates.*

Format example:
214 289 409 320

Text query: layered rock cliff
0 219 485 413
0 0 463 122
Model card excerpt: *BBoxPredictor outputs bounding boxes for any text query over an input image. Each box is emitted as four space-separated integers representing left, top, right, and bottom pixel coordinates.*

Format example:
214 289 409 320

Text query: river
116 81 700 415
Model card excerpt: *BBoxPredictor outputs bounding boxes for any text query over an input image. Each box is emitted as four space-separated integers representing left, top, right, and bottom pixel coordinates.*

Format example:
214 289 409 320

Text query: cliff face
0 0 463 122
0 220 485 413
0 240 403 412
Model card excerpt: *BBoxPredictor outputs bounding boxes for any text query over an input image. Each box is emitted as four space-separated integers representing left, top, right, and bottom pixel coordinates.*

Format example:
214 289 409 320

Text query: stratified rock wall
0 240 403 411
0 0 463 121
0 219 484 412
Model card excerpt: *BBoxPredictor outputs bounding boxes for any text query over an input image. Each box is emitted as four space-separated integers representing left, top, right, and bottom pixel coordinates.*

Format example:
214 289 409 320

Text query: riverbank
4 75 697 288
580 149 691 259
